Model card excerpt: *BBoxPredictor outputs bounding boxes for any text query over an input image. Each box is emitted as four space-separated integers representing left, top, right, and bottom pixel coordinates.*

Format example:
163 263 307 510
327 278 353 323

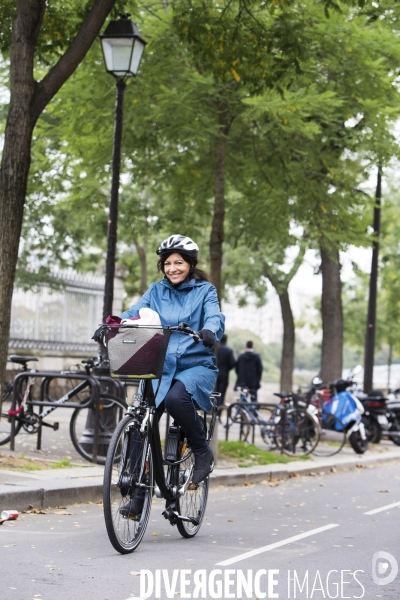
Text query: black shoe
192 446 214 484
119 496 144 520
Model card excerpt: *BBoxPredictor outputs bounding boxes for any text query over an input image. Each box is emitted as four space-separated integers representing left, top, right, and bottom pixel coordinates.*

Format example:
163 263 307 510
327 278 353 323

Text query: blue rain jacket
120 277 225 412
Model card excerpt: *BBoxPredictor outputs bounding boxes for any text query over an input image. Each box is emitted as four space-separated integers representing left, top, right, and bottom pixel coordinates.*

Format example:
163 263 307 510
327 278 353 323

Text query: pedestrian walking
235 341 263 402
216 334 236 408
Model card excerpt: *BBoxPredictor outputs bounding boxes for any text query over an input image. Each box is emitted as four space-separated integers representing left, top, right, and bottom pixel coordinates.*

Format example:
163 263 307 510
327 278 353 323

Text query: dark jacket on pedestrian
235 350 263 391
217 343 236 388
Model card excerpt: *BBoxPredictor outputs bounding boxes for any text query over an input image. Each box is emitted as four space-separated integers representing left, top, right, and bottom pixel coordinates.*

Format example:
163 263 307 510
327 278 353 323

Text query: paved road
2 461 400 600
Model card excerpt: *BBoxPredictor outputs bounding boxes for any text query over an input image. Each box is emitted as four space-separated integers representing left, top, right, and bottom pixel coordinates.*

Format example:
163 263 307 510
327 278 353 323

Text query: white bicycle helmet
156 234 199 258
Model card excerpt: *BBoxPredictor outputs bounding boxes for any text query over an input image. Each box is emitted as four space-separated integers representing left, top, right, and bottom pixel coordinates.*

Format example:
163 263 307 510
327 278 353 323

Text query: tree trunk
134 238 148 296
0 0 118 392
209 107 231 300
279 290 295 392
263 241 306 394
320 243 343 382
0 0 44 396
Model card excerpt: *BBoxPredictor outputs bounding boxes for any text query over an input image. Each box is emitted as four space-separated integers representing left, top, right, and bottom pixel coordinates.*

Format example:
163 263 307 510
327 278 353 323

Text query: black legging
162 380 207 454
131 380 207 500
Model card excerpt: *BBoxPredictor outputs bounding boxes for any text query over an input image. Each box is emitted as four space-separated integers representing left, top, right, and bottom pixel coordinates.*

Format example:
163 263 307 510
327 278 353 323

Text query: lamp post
100 15 146 322
80 18 146 463
363 166 382 393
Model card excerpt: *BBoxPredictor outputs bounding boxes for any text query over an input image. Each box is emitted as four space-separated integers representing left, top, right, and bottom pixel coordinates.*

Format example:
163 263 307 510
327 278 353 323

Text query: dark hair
246 341 253 349
221 334 228 344
157 253 211 283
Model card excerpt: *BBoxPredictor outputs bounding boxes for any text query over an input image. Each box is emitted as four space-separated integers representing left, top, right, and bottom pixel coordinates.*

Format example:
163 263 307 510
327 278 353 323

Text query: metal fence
9 270 123 351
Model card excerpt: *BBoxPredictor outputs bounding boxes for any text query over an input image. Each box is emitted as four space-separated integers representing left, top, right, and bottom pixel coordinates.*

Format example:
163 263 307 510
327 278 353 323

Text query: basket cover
106 326 171 379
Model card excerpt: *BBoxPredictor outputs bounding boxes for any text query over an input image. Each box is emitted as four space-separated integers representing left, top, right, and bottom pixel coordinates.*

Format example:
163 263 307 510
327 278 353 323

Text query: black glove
199 329 215 348
92 325 108 344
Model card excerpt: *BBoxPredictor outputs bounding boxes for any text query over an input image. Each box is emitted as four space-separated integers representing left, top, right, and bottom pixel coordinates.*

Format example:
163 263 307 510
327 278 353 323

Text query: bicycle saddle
9 355 38 366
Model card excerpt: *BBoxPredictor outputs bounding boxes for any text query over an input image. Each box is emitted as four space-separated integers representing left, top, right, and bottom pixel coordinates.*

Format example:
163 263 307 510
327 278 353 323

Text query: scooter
321 370 368 454
384 389 400 446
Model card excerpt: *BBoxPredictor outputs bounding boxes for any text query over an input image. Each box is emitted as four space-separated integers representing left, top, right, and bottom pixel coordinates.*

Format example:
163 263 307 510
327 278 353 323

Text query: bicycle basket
106 326 171 379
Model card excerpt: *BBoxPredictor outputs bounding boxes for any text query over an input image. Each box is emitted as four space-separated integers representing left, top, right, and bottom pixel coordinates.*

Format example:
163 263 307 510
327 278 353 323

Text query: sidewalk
1 441 400 512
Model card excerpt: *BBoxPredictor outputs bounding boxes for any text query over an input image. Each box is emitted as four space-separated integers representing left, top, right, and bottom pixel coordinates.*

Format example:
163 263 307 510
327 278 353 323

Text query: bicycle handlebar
99 322 202 344
172 322 201 344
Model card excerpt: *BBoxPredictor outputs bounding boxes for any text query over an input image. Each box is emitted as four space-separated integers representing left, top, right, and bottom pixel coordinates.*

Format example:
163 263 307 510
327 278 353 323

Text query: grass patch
218 440 310 467
17 461 42 471
0 453 74 471
51 457 72 469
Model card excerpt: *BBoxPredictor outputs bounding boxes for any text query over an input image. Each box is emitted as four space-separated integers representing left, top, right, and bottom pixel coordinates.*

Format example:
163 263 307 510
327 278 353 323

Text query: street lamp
364 166 382 393
81 17 146 463
100 15 146 322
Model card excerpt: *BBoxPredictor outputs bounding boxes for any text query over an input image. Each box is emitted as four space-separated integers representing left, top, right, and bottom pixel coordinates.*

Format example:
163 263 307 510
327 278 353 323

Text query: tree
0 0 122 388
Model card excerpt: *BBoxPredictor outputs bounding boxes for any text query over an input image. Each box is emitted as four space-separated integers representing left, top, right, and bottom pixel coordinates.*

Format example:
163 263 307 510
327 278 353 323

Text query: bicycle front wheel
275 408 320 457
103 414 153 554
69 394 126 464
0 382 22 445
175 445 209 538
313 412 346 457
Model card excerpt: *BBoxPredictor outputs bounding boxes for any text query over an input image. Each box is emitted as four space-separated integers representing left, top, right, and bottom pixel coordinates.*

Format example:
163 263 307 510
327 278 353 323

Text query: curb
0 481 104 512
1 451 399 512
211 451 400 486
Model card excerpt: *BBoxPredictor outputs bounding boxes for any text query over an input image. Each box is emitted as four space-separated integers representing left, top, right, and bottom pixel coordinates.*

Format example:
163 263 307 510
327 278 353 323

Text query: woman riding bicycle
118 234 225 518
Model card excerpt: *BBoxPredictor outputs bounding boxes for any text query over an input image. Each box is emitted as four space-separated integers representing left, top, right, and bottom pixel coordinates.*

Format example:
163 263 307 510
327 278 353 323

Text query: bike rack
40 373 126 404
224 402 282 447
10 371 102 461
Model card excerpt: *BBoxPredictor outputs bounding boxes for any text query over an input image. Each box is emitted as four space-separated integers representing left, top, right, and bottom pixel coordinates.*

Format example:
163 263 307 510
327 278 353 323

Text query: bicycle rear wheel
313 413 346 457
0 382 22 445
69 394 126 464
275 408 320 457
228 407 251 442
103 414 153 554
175 442 209 538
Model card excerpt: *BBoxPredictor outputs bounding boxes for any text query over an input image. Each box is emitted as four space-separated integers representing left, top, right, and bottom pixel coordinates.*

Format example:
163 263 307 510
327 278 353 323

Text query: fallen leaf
152 532 158 536
56 506 67 510
53 511 73 515
269 482 279 487
227 520 233 522
378 490 390 493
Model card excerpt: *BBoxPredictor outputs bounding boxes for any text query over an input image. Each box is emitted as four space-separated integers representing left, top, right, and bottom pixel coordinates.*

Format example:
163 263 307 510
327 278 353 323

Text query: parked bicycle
224 387 320 457
1 355 127 464
102 323 217 554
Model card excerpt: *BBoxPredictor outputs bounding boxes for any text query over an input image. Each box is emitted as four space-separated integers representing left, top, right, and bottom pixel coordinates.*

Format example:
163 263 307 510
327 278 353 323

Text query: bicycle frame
126 379 216 525
225 399 281 443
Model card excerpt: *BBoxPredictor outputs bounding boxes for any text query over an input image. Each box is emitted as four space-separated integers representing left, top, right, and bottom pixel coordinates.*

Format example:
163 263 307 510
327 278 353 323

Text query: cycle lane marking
215 523 339 566
364 500 400 515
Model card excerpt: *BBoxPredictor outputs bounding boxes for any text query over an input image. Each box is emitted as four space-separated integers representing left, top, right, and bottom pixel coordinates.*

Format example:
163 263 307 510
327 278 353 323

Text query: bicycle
102 323 217 554
1 355 127 464
275 383 347 457
225 387 320 457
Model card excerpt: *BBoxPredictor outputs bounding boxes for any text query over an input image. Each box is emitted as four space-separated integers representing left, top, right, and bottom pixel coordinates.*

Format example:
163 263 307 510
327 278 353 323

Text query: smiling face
163 253 191 285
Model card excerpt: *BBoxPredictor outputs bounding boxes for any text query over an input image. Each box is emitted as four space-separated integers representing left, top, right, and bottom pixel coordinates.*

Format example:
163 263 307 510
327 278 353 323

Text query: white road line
364 501 400 515
215 523 340 566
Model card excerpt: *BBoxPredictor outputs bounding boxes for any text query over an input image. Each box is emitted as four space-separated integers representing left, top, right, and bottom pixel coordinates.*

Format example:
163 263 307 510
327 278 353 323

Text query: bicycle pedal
53 423 59 431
